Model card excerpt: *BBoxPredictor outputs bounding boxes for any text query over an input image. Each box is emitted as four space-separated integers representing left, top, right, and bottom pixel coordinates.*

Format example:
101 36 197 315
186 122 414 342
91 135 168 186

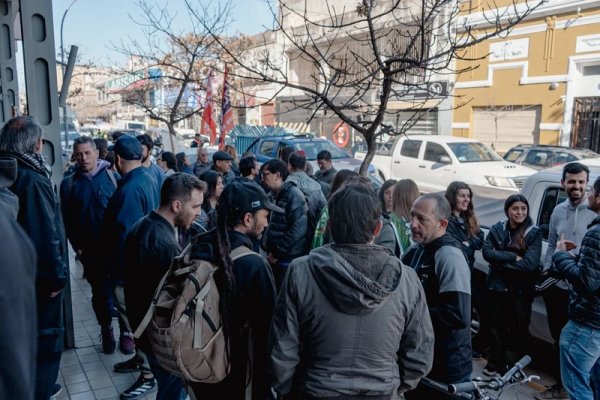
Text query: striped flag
219 67 234 149
201 70 217 145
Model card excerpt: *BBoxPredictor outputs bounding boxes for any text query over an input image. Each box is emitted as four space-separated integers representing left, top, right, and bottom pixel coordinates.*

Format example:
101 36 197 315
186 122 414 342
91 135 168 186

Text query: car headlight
485 175 514 188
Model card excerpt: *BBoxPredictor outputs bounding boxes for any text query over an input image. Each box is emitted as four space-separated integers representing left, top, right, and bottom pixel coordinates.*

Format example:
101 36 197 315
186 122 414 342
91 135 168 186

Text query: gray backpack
134 244 254 382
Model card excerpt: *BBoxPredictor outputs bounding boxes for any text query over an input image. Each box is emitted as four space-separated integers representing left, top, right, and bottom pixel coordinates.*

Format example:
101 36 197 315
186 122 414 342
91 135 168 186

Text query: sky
52 0 276 66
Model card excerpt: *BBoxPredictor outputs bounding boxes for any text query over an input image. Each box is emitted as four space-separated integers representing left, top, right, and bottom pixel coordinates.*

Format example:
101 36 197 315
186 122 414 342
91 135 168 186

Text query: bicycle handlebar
448 355 532 395
448 381 477 395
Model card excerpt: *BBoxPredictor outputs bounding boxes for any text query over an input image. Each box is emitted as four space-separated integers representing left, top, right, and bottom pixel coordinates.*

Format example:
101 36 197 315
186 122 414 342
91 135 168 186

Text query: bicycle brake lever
521 375 540 384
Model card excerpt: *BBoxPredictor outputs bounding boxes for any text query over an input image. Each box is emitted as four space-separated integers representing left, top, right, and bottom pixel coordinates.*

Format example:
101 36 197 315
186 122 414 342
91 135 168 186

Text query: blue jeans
146 353 187 400
560 320 600 400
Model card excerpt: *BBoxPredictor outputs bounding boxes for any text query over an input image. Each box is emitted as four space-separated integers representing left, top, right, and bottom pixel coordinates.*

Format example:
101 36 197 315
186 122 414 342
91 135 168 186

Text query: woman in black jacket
482 194 542 376
445 181 484 271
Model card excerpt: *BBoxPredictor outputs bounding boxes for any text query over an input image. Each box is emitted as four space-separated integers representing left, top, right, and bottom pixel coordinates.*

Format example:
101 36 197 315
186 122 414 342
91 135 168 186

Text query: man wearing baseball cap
211 150 236 185
190 180 281 400
99 136 160 374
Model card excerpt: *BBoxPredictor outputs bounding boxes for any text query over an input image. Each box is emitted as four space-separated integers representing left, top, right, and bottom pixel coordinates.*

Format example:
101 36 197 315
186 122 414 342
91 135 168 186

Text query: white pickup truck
355 135 536 192
472 159 600 343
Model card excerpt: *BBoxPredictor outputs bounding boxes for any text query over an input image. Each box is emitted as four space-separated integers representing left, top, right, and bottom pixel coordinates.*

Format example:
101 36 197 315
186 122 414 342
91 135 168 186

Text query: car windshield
447 142 503 163
576 149 600 159
295 140 350 160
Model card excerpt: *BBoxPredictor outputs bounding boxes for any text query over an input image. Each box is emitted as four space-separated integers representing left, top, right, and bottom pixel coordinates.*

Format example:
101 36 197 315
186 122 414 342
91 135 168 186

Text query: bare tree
105 0 246 147
192 0 547 175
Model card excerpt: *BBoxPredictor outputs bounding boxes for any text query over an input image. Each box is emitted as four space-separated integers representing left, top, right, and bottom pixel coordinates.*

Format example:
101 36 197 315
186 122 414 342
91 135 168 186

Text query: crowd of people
2 115 600 400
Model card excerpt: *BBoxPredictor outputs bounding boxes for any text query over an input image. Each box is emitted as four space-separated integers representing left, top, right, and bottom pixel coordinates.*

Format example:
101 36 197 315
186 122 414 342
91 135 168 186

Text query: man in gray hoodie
536 162 596 400
269 184 434 399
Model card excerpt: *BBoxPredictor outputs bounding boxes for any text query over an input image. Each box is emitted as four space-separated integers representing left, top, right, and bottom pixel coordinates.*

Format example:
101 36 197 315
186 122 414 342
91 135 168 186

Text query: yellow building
452 0 600 154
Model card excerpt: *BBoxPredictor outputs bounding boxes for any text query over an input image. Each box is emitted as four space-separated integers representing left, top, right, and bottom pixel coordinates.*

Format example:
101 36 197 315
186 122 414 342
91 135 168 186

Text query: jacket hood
589 214 600 229
88 159 111 178
0 157 17 188
309 244 403 315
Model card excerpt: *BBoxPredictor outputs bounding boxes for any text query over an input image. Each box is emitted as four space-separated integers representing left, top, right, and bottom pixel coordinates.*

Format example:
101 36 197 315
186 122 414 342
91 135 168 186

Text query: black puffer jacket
552 215 600 329
482 220 542 295
265 181 308 260
446 215 484 271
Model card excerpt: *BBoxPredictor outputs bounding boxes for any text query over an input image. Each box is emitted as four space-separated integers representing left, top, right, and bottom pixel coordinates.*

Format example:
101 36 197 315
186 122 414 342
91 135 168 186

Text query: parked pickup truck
355 135 536 193
472 159 600 343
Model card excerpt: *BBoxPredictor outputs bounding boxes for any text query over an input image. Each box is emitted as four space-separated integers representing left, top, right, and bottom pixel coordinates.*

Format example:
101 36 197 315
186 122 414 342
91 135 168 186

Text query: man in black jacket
552 175 600 400
0 156 36 400
314 149 337 185
122 173 206 400
402 193 472 386
190 180 281 400
60 136 119 354
260 158 308 289
0 116 68 399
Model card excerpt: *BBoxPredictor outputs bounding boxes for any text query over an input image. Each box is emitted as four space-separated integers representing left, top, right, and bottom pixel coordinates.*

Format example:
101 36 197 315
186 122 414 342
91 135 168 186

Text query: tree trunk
167 123 177 153
358 134 377 177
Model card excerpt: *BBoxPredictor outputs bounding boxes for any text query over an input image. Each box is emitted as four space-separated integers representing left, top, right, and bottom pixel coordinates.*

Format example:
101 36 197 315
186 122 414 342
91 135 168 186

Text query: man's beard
246 218 263 241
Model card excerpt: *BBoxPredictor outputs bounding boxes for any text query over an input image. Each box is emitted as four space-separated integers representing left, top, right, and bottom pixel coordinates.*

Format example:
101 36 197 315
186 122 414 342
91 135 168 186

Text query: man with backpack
286 151 326 248
189 180 281 399
269 184 434 398
122 173 206 400
60 136 120 354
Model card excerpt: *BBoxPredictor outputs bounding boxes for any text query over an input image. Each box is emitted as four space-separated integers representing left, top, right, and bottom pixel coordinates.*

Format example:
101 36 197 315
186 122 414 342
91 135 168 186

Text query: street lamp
60 0 79 149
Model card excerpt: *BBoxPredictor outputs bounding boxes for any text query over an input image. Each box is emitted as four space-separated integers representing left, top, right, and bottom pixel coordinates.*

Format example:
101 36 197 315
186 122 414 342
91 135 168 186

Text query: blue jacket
143 162 165 187
553 215 600 329
101 167 159 281
60 160 119 254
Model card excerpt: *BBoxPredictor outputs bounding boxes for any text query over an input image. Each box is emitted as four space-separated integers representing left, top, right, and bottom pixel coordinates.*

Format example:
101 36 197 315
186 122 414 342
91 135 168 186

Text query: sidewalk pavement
54 255 158 400
56 251 551 400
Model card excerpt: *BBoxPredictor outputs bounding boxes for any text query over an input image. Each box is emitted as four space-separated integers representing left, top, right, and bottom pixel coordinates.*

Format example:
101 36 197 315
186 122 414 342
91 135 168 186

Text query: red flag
201 70 217 145
219 67 234 149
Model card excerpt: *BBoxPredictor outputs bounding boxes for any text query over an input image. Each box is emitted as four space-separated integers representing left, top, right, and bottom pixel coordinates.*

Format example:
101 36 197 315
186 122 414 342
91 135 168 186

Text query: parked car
244 134 383 189
471 159 600 343
355 135 536 192
503 144 600 170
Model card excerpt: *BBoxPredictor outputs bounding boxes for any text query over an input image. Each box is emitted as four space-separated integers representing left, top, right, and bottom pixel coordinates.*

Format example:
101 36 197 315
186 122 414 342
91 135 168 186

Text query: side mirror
439 155 452 164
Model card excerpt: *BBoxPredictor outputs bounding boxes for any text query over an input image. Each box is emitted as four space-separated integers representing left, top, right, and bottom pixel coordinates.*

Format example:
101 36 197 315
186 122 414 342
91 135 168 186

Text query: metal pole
60 0 79 150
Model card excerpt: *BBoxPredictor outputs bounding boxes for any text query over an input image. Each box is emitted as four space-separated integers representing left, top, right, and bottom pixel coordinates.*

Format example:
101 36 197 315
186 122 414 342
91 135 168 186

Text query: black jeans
543 285 569 387
488 291 533 371
81 253 112 328
35 292 64 400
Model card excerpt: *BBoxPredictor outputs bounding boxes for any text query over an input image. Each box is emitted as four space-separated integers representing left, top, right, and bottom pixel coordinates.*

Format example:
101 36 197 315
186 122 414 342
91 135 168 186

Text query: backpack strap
231 245 258 261
106 169 118 188
66 173 75 199
133 262 173 339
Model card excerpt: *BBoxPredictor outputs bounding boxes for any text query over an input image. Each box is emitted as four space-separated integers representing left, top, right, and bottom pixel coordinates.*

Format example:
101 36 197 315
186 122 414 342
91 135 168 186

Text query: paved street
56 250 554 400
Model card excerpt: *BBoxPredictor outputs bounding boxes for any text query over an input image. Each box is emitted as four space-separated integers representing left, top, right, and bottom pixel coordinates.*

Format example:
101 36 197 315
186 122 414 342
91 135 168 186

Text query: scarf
11 151 51 178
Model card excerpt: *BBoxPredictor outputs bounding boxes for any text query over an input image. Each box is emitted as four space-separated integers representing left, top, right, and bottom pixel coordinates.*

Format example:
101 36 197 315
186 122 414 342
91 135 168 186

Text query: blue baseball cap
114 136 143 161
